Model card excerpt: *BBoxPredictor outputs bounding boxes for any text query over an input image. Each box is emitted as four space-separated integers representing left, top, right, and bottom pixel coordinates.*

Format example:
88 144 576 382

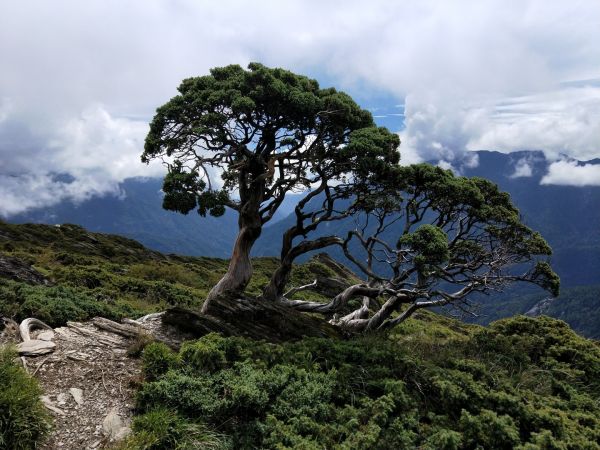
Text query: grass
0 347 52 449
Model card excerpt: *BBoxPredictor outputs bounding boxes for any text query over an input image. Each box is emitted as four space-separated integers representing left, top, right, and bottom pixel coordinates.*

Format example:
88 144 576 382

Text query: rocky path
34 322 140 449
2 313 191 449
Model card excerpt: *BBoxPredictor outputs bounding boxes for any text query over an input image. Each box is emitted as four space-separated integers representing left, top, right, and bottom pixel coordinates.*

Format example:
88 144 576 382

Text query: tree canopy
143 63 558 333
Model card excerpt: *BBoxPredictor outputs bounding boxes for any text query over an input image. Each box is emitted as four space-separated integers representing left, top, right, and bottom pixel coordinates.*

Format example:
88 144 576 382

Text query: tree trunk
263 236 343 301
203 214 262 313
165 298 344 343
262 256 293 301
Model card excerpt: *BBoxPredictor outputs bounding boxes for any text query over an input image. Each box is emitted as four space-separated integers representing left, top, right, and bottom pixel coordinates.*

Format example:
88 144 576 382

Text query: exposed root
19 318 53 342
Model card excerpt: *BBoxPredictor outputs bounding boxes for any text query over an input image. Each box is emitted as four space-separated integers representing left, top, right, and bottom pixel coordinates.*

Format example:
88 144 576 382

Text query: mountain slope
2 221 600 449
7 178 240 258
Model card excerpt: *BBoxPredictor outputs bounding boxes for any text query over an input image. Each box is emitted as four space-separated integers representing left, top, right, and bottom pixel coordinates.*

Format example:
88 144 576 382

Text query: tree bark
203 162 265 314
203 211 262 313
263 236 343 301
165 299 344 343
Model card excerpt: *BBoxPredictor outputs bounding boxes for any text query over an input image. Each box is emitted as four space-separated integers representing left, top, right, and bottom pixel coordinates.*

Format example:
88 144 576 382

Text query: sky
1 0 599 216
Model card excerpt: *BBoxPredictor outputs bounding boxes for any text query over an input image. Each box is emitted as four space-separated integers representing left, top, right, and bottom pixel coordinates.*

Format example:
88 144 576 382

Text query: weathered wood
17 339 56 356
164 295 344 343
92 317 140 338
19 318 53 342
67 322 121 345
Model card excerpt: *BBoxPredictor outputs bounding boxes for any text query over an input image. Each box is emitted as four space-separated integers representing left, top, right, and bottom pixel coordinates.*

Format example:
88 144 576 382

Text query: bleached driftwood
92 317 140 338
17 318 56 356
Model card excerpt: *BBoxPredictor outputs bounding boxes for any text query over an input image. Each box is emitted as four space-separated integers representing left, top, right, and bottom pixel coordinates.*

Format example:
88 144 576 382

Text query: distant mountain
468 284 600 340
7 178 240 258
6 151 600 290
460 151 600 288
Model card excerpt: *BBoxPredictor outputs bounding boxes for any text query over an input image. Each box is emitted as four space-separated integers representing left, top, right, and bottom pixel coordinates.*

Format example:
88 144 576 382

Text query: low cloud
1 0 599 215
0 105 162 216
541 160 600 186
467 85 600 161
510 158 533 178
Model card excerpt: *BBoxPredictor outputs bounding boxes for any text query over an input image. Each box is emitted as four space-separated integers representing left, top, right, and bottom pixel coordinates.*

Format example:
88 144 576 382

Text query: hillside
0 220 348 328
8 151 600 290
1 222 600 448
471 284 600 339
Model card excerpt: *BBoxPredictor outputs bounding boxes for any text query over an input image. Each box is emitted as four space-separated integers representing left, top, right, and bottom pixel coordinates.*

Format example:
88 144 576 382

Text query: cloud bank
1 0 599 215
541 160 600 186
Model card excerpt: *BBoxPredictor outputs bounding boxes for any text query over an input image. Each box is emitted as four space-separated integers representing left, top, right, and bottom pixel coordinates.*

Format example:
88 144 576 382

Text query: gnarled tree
144 63 558 337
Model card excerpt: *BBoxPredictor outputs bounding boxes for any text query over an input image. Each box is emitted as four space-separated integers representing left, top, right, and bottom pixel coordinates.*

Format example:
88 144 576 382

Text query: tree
142 63 399 314
143 63 558 336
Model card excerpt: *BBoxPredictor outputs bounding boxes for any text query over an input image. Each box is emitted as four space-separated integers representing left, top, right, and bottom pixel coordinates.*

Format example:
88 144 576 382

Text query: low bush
0 347 51 449
133 316 600 448
142 342 180 381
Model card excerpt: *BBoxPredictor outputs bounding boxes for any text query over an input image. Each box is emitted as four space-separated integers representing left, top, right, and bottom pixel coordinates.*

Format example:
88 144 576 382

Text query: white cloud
467 85 600 161
1 0 599 215
541 160 600 186
0 105 162 216
510 158 533 178
0 98 11 123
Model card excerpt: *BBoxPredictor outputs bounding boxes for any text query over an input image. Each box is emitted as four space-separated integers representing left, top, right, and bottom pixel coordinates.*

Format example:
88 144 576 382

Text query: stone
102 408 123 440
38 330 55 341
114 426 132 441
70 387 84 405
57 393 68 405
17 339 55 356
41 395 65 415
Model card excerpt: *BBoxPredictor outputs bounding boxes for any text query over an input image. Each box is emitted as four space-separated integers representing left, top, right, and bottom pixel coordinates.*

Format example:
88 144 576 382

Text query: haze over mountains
7 150 600 287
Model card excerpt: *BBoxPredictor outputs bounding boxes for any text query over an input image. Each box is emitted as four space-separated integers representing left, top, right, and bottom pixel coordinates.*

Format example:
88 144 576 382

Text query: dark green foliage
398 224 449 271
142 343 180 381
0 347 51 449
135 315 600 448
142 63 395 220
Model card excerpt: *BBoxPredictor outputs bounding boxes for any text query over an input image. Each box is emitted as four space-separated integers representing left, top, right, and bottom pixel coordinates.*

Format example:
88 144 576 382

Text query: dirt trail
33 322 141 449
2 314 191 449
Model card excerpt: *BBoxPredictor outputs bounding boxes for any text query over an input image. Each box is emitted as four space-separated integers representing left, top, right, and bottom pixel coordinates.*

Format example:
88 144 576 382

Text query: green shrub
179 333 240 373
459 409 520 449
133 316 600 448
0 347 51 449
142 343 180 381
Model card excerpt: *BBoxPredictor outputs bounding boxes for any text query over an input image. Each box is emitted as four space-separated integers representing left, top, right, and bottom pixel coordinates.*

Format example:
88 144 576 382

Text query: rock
0 254 51 285
17 339 56 356
57 392 68 405
41 395 65 415
102 408 123 441
114 427 132 441
525 296 556 317
69 388 84 405
38 330 55 341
